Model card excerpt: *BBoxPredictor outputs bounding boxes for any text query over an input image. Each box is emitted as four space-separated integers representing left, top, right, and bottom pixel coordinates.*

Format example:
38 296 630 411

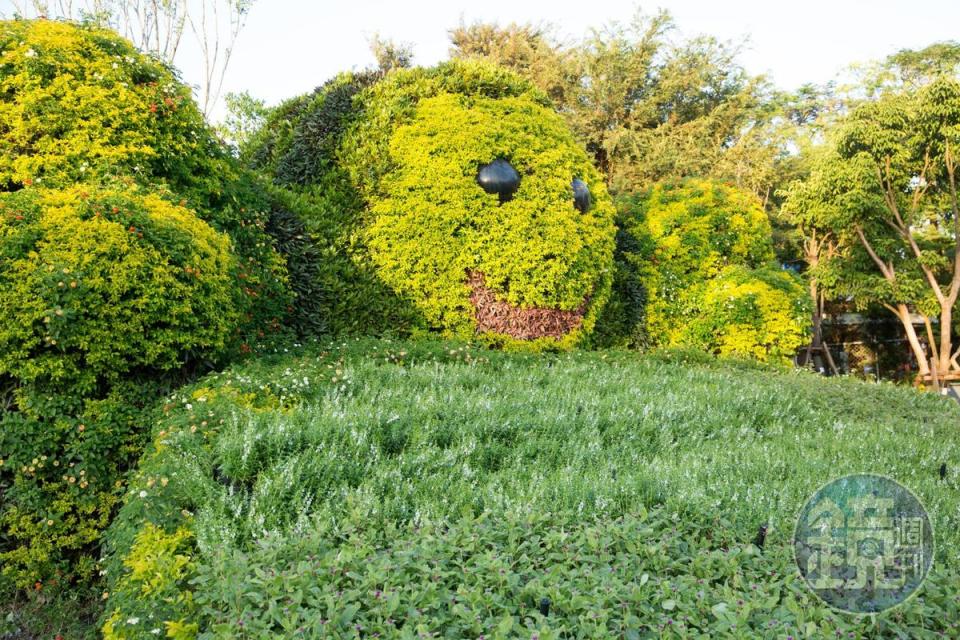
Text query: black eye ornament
477 158 521 203
572 178 591 213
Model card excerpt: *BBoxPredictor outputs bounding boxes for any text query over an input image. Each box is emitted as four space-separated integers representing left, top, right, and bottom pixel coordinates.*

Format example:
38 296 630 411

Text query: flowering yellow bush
0 186 238 588
0 19 212 192
0 186 238 392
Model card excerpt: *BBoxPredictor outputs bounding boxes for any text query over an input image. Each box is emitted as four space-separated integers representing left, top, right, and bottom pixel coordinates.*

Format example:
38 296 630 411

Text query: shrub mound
598 178 809 360
0 187 238 393
0 186 238 588
0 19 296 592
249 61 616 348
101 339 960 637
0 18 294 342
0 19 212 193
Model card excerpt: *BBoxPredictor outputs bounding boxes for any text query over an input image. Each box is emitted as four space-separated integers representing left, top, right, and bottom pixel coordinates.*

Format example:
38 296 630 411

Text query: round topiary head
366 91 615 346
254 61 617 347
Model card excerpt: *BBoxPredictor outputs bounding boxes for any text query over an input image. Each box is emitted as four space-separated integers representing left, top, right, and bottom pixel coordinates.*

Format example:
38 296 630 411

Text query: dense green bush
250 61 616 348
598 178 809 361
675 265 811 361
0 187 238 394
0 185 239 589
101 338 960 637
0 19 213 194
0 18 294 344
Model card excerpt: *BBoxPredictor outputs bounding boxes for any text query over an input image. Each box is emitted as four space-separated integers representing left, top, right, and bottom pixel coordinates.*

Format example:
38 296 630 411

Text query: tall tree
449 11 782 201
369 33 414 73
784 77 960 381
449 21 572 103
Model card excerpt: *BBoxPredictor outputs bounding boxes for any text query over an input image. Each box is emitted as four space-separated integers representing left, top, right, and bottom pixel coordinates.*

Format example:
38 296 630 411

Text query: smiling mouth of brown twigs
466 270 589 340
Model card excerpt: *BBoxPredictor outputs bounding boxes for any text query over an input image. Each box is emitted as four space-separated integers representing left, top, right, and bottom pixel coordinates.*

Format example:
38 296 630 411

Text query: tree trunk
939 302 955 379
894 304 931 378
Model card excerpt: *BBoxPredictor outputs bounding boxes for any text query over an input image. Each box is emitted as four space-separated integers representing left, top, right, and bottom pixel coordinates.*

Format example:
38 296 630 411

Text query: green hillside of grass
101 339 960 638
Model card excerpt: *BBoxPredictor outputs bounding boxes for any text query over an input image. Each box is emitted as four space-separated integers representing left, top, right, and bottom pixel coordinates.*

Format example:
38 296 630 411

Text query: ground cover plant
100 338 960 638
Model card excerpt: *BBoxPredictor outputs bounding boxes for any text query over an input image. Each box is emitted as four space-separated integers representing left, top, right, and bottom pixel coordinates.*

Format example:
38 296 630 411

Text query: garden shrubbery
0 185 238 588
100 338 960 637
0 187 238 394
0 19 294 343
598 178 809 360
0 19 212 194
0 19 298 593
250 61 617 348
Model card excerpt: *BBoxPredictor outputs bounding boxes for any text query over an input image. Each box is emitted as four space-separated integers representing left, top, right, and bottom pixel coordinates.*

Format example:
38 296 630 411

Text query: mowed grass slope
102 339 960 638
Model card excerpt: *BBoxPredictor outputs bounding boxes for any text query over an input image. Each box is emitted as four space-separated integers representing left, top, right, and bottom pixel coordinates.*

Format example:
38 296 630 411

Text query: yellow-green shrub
366 92 614 346
101 524 198 640
0 19 213 192
670 265 810 362
0 186 238 588
0 19 294 344
251 61 616 348
598 178 810 361
0 186 238 392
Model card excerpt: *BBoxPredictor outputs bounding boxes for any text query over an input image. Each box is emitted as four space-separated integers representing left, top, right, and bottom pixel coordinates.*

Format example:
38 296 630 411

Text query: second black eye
572 178 591 213
477 159 521 203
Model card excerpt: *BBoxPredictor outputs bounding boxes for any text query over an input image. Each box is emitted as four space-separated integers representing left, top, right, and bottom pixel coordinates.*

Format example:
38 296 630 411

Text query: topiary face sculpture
252 62 616 348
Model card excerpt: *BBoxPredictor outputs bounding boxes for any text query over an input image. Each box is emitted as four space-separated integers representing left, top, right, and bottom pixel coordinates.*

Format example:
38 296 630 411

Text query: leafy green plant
600 178 810 361
0 185 238 589
101 337 960 636
0 19 213 194
0 16 298 604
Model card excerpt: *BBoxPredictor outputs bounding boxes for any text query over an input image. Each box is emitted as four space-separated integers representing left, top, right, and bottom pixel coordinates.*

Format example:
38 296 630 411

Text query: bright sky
3 0 960 119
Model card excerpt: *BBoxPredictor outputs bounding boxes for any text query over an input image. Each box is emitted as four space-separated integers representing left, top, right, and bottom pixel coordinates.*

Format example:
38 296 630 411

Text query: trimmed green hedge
250 61 616 348
100 338 960 637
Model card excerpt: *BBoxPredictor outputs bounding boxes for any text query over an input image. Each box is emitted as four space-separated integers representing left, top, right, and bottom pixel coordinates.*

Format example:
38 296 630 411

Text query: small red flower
149 103 158 113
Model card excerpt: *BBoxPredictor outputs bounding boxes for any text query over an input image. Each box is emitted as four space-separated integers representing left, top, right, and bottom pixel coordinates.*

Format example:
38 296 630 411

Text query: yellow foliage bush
101 524 198 640
0 19 212 192
251 61 617 348
600 178 809 361
0 186 238 588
